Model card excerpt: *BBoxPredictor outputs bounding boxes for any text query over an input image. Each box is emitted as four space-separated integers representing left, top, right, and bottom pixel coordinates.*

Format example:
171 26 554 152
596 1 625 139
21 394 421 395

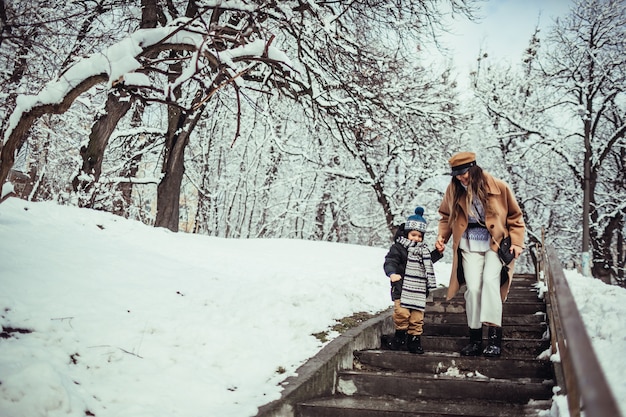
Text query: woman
435 152 525 357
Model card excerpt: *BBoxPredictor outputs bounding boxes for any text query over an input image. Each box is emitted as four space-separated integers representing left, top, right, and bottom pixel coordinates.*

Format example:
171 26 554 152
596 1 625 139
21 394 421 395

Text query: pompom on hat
405 206 427 234
448 151 476 176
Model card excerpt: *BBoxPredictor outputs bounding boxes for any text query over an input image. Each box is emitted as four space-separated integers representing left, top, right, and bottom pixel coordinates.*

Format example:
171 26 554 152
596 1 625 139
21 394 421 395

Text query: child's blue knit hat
405 207 427 233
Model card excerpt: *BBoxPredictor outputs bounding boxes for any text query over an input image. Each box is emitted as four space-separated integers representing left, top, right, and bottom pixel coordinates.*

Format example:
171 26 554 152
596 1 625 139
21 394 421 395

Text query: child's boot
407 334 424 354
389 329 407 350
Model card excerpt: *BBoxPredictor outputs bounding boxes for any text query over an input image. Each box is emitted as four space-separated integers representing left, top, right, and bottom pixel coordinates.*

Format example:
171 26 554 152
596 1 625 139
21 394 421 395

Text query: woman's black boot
460 328 483 356
407 335 424 354
389 329 407 350
483 326 503 357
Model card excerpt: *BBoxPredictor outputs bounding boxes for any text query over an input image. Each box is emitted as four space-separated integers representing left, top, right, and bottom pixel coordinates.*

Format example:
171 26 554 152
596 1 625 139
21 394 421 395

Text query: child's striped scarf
397 237 437 311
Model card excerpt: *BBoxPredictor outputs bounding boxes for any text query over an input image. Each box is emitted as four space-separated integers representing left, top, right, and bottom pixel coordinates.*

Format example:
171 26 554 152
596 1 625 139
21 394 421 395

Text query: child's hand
389 273 402 282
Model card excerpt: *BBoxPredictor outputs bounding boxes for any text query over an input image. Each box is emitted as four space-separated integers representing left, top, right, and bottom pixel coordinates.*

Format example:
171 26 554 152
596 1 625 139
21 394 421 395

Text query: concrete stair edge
255 307 396 417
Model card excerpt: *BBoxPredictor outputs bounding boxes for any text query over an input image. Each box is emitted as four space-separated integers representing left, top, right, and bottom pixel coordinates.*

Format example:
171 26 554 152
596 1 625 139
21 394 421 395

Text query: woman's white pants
461 249 503 328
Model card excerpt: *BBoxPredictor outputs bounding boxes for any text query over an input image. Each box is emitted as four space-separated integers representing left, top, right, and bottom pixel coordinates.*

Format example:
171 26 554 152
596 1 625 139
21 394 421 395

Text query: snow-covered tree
1 0 477 237
543 0 626 281
469 29 571 266
470 0 626 284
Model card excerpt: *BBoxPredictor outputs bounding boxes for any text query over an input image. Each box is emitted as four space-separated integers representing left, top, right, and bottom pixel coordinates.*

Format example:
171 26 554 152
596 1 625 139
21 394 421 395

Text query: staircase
296 274 554 417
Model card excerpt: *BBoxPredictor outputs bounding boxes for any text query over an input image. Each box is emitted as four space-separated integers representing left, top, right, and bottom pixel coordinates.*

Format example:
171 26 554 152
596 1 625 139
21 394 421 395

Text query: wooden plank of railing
543 244 622 417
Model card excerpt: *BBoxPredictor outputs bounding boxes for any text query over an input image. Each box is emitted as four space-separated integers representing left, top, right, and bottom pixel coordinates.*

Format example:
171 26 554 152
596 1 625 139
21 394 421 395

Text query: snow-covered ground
1 198 624 417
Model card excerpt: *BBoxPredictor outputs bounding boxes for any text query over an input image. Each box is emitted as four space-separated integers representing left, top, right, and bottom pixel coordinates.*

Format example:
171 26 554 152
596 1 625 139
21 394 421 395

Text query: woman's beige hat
449 152 476 176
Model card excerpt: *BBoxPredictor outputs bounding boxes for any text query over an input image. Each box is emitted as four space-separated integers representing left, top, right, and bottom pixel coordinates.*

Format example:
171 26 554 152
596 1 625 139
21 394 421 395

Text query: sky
1 197 625 417
430 0 574 74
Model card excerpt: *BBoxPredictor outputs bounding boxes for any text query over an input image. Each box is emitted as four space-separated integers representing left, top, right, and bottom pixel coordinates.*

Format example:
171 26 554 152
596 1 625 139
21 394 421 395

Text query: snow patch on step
337 378 358 396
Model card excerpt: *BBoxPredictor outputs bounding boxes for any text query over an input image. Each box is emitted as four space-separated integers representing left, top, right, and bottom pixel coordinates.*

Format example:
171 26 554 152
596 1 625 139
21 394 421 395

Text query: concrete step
510 273 541 282
422 322 547 339
431 293 543 304
334 370 553 403
433 281 539 299
354 350 554 380
266 274 555 417
425 312 546 325
298 396 553 417
428 299 546 315
381 334 549 358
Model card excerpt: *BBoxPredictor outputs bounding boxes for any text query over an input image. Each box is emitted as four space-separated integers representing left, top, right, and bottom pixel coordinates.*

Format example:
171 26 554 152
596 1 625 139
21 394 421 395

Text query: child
383 206 443 354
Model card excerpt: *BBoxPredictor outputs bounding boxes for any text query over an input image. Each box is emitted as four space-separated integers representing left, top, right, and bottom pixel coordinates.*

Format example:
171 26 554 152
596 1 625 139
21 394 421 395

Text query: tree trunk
72 0 162 208
72 88 133 199
153 0 203 231
0 8 38 182
353 128 395 236
155 103 185 232
581 72 594 276
155 100 205 232
0 74 108 189
314 189 331 240
593 213 620 284
618 219 625 287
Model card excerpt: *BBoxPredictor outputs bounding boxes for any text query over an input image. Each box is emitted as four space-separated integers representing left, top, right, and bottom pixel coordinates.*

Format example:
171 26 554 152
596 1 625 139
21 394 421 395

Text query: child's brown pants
393 299 424 336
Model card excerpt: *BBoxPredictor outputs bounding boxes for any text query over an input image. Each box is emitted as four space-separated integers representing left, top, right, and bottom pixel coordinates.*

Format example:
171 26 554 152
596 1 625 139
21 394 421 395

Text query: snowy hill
1 198 624 417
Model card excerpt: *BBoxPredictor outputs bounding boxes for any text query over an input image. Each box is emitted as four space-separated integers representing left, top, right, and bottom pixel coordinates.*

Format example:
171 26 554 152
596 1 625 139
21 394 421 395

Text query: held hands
435 235 521 258
389 273 402 282
434 235 521 258
435 235 446 253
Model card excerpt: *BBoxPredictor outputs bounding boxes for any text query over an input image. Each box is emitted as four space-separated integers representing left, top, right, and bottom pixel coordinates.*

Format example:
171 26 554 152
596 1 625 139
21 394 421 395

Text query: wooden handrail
540 243 622 417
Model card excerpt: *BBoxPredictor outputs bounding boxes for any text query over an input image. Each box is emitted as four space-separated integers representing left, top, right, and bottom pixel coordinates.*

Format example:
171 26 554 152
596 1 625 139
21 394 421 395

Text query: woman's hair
449 165 487 224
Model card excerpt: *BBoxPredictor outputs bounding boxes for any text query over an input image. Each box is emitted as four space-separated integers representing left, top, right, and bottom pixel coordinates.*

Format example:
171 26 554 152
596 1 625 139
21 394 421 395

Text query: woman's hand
435 235 446 253
511 244 524 259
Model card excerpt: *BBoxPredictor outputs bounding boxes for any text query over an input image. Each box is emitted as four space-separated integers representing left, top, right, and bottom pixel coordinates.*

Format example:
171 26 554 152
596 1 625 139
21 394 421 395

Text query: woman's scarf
396 237 437 311
462 196 491 251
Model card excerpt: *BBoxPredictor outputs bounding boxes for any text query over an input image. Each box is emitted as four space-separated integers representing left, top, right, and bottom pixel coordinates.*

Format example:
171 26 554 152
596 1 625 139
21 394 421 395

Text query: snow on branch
4 20 292 144
0 14 295 188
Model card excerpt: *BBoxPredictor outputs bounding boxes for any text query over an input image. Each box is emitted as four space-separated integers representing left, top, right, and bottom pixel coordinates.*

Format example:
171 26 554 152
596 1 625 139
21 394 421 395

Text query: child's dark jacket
383 223 443 301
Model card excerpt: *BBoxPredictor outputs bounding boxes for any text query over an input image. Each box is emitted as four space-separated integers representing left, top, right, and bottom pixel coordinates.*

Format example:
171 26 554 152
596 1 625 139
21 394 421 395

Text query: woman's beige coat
437 171 525 301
